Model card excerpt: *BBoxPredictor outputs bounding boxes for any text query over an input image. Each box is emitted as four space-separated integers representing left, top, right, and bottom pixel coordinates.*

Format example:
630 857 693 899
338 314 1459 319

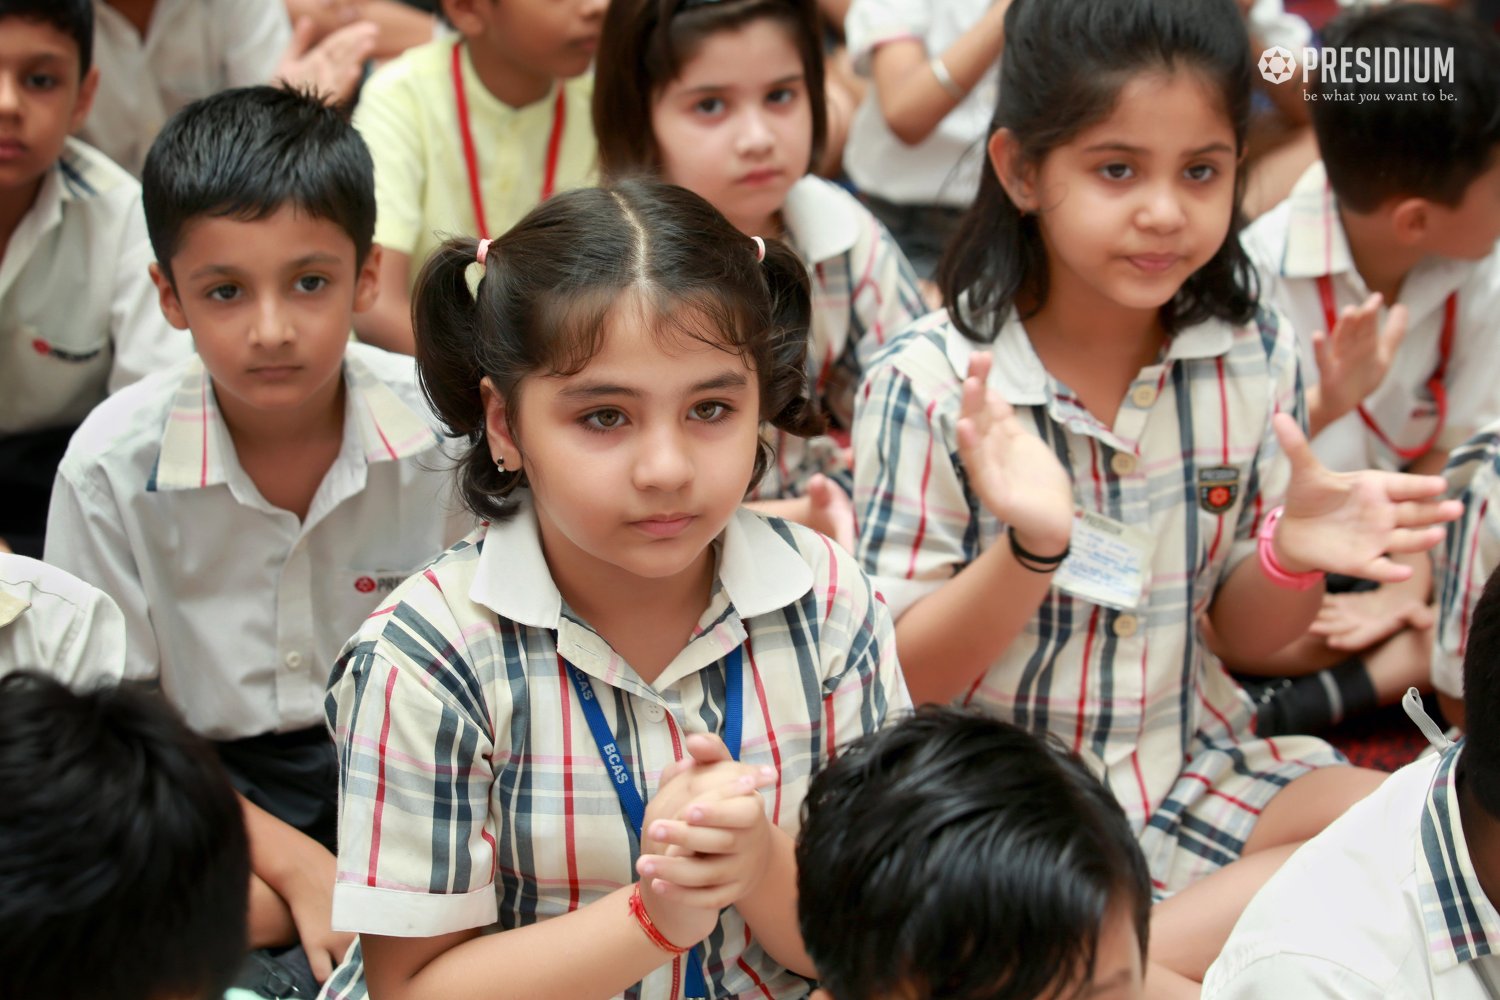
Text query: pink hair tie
751 236 765 262
476 238 492 266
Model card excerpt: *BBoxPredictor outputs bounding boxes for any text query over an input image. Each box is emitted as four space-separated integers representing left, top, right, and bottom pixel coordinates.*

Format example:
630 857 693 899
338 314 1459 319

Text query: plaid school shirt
1434 423 1500 698
853 307 1344 892
1203 743 1500 998
751 176 926 500
320 503 909 1000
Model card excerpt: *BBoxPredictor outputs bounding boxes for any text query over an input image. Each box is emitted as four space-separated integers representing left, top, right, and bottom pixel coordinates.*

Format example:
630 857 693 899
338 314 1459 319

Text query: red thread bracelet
630 883 690 955
1256 506 1325 591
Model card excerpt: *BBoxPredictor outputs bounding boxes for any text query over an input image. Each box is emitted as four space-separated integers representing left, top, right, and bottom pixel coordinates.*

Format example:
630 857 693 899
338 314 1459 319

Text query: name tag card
1052 510 1151 611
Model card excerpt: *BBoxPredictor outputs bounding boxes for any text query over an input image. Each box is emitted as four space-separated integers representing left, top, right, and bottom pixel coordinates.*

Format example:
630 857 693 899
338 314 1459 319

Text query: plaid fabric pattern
753 178 925 499
852 308 1344 892
1419 743 1500 971
319 505 908 1000
1435 425 1500 697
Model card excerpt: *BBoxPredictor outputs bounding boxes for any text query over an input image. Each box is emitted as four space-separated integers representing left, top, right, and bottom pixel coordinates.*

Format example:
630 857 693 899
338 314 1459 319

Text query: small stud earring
495 456 506 472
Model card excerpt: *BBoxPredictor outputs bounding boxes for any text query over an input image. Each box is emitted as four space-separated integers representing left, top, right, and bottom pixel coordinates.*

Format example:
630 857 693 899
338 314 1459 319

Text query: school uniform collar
0 141 98 301
1415 742 1500 973
945 305 1236 408
149 351 437 492
781 175 859 266
469 497 815 632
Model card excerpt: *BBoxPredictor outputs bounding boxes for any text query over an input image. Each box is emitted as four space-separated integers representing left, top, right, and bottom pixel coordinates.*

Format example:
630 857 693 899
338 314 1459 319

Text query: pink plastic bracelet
1256 506 1326 591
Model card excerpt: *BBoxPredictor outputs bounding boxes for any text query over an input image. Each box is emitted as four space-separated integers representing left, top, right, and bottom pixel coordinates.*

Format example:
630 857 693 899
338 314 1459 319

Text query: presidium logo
1257 44 1455 94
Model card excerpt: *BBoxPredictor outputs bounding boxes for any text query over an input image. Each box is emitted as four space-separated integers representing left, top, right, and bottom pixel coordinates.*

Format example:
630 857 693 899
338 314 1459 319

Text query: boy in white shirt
1204 565 1500 1000
46 85 468 991
1234 3 1500 736
0 0 186 558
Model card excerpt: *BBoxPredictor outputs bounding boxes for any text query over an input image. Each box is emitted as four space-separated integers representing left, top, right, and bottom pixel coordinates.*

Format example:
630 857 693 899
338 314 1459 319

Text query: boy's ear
480 376 521 469
148 263 191 331
352 244 383 315
69 66 100 134
441 0 489 35
988 128 1038 214
1389 196 1433 248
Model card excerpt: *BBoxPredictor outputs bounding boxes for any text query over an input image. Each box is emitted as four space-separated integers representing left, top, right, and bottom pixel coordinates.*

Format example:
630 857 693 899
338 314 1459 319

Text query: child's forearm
893 539 1058 704
734 826 817 978
869 2 1009 145
362 886 691 1000
1207 557 1323 668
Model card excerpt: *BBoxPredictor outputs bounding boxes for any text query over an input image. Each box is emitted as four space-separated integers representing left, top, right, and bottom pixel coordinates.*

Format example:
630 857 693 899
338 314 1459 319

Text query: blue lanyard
564 647 744 999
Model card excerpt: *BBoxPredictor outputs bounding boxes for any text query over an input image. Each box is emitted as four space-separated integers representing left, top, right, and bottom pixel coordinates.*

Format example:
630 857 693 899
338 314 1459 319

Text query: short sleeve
326 614 501 937
853 335 977 617
1225 311 1305 578
1434 435 1500 697
354 71 428 257
1203 950 1392 1000
844 0 932 74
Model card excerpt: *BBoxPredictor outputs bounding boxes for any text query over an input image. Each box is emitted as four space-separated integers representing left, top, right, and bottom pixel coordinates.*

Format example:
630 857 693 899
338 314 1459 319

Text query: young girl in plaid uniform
320 180 907 1000
852 0 1459 987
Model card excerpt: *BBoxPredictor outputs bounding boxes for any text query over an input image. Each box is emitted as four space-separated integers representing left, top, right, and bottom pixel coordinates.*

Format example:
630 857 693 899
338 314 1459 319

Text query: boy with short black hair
796 706 1152 1000
0 0 185 558
1234 3 1500 735
0 670 250 1000
1204 564 1500 998
45 84 468 989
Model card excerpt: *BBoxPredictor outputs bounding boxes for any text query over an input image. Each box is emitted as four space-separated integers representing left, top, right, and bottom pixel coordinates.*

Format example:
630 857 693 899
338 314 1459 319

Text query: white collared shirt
0 138 186 436
82 0 291 177
1204 745 1500 999
44 344 472 739
1242 161 1500 471
842 0 996 206
0 553 126 689
320 500 910 1000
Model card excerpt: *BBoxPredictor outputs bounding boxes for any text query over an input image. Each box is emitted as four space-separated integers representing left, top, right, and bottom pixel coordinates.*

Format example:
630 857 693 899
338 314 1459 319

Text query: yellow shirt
353 38 597 284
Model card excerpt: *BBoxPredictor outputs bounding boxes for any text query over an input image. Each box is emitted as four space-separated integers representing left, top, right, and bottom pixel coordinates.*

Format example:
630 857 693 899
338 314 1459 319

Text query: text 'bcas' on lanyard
1316 273 1455 463
451 40 567 238
563 647 745 1000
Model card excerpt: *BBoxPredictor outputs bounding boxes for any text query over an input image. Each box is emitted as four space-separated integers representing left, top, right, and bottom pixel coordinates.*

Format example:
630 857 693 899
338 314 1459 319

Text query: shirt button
1112 614 1139 638
284 651 303 670
1110 452 1138 476
641 702 666 724
1131 384 1158 408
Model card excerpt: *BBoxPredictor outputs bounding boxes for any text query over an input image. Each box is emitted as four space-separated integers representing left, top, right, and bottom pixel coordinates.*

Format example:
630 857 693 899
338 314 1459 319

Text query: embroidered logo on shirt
1197 466 1240 514
353 575 405 595
31 338 104 363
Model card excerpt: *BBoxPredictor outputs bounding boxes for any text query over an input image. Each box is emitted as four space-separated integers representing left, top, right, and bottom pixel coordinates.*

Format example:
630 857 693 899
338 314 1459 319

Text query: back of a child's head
413 178 823 523
796 706 1151 1000
1462 568 1500 819
940 0 1256 340
592 0 826 178
0 0 92 76
0 671 249 1000
1312 4 1500 214
141 85 376 282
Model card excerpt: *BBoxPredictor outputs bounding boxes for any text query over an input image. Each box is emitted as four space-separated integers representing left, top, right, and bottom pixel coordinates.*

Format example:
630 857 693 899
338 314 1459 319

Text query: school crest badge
1197 466 1239 514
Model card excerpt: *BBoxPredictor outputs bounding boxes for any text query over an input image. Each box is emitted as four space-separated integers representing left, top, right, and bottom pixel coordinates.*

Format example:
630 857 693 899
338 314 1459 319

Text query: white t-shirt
83 0 291 176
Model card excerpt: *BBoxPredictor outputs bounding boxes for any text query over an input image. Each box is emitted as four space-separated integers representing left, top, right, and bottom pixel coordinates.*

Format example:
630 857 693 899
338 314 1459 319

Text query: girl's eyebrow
1081 141 1235 157
556 370 749 400
678 73 804 97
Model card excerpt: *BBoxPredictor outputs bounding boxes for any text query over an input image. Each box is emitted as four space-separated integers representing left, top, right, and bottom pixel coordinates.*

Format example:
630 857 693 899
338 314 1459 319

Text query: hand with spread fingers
1310 293 1408 427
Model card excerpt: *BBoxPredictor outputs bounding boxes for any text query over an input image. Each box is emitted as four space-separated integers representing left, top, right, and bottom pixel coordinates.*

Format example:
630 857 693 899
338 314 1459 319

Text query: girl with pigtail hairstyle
319 178 909 1000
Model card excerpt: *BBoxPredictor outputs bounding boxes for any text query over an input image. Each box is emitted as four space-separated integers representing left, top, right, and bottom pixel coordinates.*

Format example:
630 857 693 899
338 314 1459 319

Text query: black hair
593 0 827 180
797 706 1152 1000
939 0 1257 341
141 86 376 282
1311 4 1500 213
0 0 92 77
413 178 823 522
1462 568 1500 819
0 672 249 1000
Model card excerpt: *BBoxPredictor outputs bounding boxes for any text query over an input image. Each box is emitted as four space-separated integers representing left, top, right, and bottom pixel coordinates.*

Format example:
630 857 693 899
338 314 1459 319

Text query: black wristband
1008 526 1069 574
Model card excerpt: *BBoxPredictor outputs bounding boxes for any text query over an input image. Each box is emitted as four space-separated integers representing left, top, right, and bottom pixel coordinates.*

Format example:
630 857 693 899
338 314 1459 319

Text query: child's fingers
1390 496 1464 528
1272 412 1321 480
966 351 994 385
646 879 742 913
1353 555 1419 584
1379 525 1448 557
682 732 733 767
1379 303 1410 357
637 852 737 889
646 819 739 855
1370 471 1452 503
682 793 768 830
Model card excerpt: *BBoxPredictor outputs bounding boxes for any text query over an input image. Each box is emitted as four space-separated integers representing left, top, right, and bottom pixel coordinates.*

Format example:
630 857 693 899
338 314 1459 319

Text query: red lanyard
1315 274 1455 463
451 40 567 237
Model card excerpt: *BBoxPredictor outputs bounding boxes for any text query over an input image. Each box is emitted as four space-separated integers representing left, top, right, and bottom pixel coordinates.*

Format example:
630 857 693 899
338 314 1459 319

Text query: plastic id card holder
1051 510 1151 611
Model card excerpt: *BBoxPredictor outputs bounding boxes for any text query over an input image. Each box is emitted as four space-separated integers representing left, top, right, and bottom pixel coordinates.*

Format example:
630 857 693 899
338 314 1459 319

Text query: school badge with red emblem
1198 466 1239 514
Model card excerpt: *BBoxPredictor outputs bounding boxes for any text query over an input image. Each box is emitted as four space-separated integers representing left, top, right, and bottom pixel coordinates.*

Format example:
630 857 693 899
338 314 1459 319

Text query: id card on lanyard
451 40 567 237
1316 274 1456 463
563 648 745 1000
